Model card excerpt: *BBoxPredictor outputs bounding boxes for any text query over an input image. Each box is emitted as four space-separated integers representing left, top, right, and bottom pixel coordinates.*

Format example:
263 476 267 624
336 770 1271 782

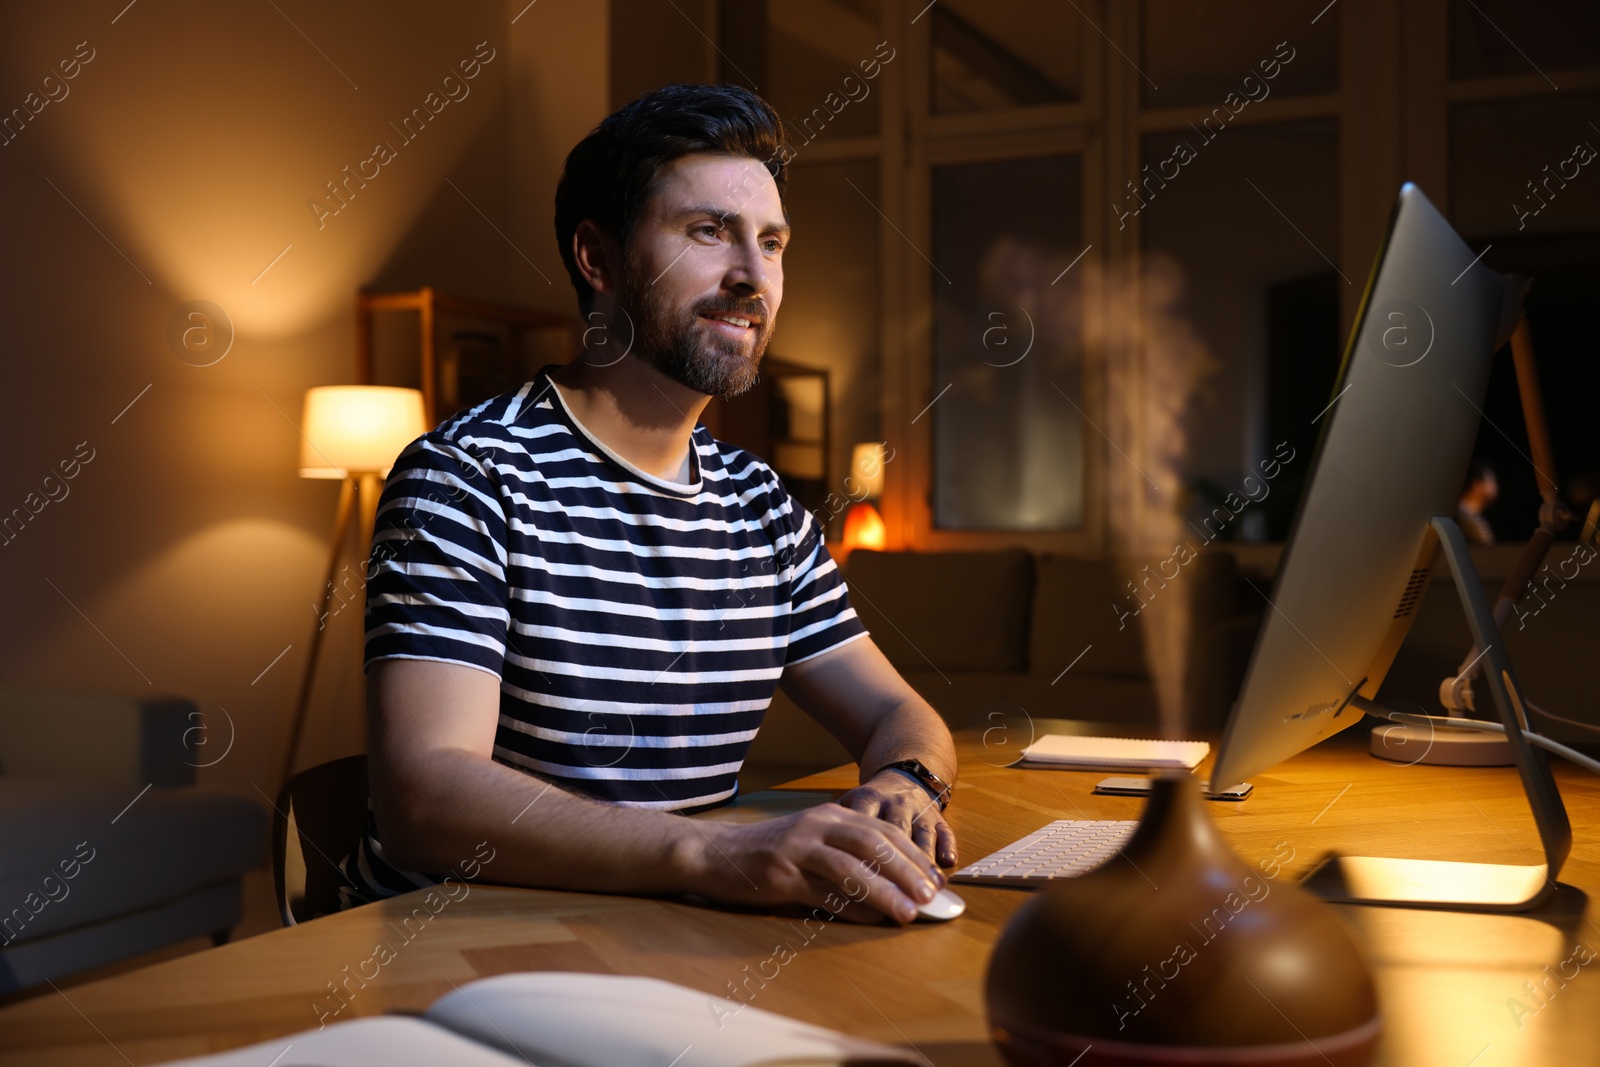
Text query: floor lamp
281 385 427 786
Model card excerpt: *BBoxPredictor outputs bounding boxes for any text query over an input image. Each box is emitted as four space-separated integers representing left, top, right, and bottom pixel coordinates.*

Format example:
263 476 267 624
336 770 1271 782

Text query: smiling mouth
701 313 759 330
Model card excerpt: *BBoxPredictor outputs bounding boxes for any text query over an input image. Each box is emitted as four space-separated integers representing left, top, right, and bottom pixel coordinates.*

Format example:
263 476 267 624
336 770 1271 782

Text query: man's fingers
800 843 919 924
841 804 926 868
751 805 946 924
935 821 959 869
874 795 922 837
823 821 941 915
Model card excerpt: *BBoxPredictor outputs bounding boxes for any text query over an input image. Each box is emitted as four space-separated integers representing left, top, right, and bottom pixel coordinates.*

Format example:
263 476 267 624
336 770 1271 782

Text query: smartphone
1094 776 1254 801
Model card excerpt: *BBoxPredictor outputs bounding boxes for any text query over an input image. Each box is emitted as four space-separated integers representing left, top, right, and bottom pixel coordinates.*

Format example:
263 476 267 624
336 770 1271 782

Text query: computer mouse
914 886 966 922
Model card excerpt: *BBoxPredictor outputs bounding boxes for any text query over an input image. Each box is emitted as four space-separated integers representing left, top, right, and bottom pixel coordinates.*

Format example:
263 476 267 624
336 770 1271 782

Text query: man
1457 458 1497 545
336 84 959 926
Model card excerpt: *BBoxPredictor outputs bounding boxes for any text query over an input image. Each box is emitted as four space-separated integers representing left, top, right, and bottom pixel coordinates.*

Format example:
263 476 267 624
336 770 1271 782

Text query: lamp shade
850 441 888 499
298 386 427 478
842 501 887 551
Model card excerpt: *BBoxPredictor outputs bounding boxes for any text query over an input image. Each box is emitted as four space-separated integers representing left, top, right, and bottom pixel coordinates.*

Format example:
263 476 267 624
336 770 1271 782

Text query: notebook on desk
1014 734 1210 771
149 972 929 1067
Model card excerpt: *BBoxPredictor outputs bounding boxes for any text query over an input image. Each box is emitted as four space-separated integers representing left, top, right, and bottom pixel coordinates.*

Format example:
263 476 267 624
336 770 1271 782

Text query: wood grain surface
2 721 1597 1066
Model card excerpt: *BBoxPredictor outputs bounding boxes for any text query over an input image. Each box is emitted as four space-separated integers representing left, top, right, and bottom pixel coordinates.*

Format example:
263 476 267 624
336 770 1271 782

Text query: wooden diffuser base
985 775 1381 1067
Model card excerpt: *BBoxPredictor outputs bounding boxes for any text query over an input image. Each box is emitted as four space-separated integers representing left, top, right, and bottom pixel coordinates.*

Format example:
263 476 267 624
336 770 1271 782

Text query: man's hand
680 803 946 925
776 637 961 872
837 770 958 870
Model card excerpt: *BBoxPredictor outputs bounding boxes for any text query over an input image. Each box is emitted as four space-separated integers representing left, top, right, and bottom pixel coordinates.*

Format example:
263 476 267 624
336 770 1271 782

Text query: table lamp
841 441 888 552
282 385 427 785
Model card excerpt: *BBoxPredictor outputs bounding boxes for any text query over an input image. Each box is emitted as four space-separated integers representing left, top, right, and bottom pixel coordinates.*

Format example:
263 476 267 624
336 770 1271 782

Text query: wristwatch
877 758 953 811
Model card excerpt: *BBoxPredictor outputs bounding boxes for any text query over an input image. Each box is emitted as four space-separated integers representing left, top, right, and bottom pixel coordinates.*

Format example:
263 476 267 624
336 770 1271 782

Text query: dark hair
554 83 790 313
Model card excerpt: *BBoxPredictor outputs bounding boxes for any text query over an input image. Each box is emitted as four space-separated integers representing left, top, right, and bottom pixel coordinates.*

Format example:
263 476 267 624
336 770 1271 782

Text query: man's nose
725 235 771 296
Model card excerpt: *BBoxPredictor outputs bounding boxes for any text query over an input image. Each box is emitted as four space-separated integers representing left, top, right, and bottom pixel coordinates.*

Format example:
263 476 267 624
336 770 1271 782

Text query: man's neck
548 353 711 482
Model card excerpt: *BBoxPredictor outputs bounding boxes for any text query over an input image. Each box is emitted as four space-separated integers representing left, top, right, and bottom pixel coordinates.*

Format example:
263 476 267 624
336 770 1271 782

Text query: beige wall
512 0 610 313
608 0 715 110
0 1 606 804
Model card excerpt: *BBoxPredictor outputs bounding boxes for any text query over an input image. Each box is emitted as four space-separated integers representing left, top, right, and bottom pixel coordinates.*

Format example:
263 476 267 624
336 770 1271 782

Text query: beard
618 246 774 400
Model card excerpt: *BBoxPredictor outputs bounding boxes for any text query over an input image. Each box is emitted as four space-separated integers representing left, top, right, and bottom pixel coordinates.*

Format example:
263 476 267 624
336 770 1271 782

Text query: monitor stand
1298 515 1572 913
1380 313 1591 768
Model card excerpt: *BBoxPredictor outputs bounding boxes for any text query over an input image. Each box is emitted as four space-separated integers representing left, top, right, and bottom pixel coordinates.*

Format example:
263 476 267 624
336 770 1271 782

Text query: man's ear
573 220 619 298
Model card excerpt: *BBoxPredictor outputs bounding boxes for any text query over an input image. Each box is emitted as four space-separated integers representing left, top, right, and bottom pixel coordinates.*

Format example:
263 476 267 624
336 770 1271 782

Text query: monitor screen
1210 183 1516 789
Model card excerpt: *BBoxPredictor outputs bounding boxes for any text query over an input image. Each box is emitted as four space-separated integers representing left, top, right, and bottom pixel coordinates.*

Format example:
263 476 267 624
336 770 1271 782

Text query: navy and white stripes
336 365 865 907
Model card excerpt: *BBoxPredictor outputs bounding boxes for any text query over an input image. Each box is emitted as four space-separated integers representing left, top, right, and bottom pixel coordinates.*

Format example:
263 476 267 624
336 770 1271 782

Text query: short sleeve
780 492 869 666
363 433 511 680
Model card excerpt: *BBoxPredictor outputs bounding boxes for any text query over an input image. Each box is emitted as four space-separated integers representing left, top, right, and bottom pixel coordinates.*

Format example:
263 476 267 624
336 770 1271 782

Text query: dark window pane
932 1 1080 114
1450 93 1600 239
1139 120 1339 542
1141 0 1336 108
930 155 1084 530
1449 0 1600 80
768 0 885 142
1451 94 1600 542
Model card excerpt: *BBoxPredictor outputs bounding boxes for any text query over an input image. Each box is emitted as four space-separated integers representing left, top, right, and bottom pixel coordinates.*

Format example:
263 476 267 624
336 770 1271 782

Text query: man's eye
696 224 720 238
763 239 783 253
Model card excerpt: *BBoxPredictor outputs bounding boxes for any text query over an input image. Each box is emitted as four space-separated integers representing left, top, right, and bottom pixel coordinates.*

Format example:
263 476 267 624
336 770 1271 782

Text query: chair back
272 754 369 925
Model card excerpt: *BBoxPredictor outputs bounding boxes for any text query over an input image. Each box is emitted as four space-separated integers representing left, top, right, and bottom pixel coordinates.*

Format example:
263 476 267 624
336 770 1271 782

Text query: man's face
617 152 788 399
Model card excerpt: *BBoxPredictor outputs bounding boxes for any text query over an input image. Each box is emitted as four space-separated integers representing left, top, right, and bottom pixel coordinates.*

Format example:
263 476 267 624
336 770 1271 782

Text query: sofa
740 547 1263 790
0 683 266 994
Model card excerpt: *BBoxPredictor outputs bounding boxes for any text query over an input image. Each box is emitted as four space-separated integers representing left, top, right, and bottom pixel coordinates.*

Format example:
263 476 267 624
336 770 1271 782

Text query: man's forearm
852 694 957 790
374 748 712 896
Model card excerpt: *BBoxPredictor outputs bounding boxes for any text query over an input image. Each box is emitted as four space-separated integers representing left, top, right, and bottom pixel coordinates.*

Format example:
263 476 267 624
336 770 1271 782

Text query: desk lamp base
1369 720 1514 766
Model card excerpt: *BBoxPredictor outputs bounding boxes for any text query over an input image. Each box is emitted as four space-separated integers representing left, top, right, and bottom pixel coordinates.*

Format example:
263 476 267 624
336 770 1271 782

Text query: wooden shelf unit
356 287 574 427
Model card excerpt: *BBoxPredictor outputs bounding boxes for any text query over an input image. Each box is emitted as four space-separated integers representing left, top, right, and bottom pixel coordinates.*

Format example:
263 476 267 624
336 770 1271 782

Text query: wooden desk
3 724 1598 1066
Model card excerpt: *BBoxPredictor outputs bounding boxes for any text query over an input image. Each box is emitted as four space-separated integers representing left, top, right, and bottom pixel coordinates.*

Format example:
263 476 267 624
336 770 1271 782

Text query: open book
152 972 930 1067
1015 734 1210 771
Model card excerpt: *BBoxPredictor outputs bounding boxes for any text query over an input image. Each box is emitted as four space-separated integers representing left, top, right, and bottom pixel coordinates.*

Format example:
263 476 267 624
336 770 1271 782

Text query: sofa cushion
0 881 241 995
892 668 1159 732
0 780 264 946
0 684 199 787
1030 555 1150 678
1029 551 1244 683
843 548 1034 672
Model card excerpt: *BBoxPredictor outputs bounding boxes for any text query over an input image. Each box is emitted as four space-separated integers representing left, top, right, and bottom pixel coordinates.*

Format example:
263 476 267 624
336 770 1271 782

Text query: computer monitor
1208 183 1570 911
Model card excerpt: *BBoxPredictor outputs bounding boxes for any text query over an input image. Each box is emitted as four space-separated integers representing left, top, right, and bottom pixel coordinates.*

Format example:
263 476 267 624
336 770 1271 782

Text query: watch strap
878 759 952 811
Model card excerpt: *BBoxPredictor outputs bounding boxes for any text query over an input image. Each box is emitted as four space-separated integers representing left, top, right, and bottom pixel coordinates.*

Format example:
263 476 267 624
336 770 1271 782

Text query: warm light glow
850 441 888 499
842 501 887 550
298 386 427 478
39 20 512 338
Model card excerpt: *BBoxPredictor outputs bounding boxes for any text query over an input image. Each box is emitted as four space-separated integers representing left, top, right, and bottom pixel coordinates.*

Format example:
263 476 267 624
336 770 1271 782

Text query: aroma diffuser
985 774 1381 1066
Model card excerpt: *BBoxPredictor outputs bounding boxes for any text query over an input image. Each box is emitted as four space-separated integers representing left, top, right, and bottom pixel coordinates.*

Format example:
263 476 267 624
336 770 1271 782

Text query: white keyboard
951 819 1138 886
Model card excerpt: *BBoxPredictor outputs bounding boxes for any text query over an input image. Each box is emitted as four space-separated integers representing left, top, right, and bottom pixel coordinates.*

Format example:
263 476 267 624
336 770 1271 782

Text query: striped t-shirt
334 364 867 909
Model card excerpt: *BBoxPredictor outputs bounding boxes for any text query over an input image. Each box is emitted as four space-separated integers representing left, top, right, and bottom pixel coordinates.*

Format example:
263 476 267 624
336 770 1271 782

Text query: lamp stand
281 472 383 786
